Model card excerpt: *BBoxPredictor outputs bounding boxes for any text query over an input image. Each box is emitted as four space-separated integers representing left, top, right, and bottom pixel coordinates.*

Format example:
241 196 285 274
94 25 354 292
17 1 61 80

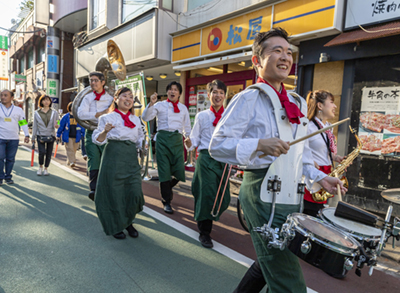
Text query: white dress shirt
77 91 114 124
0 104 29 140
189 109 216 151
308 117 333 166
92 112 144 147
209 88 327 189
141 100 191 137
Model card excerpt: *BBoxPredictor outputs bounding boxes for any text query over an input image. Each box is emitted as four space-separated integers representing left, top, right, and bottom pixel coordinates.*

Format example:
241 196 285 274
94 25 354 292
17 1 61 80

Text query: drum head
291 213 359 251
320 208 382 239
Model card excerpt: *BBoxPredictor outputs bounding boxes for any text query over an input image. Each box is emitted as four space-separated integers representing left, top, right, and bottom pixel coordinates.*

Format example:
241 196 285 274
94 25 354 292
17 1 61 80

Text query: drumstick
259 118 350 158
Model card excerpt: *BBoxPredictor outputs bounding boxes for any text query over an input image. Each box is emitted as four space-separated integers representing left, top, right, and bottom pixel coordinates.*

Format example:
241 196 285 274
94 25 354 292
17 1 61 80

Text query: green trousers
85 130 104 172
239 169 307 293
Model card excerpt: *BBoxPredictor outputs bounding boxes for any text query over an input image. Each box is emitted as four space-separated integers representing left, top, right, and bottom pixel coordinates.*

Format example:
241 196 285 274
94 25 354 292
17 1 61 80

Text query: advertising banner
0 35 8 81
358 86 400 157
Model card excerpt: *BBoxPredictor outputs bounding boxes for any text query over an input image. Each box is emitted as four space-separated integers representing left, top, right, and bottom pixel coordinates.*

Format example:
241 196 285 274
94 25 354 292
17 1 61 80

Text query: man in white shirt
77 72 114 200
142 81 191 214
209 28 346 293
184 80 230 248
0 90 30 185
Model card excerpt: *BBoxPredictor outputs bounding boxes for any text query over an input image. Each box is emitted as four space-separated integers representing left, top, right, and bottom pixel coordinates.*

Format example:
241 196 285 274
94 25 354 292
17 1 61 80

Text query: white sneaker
43 169 49 176
37 167 43 176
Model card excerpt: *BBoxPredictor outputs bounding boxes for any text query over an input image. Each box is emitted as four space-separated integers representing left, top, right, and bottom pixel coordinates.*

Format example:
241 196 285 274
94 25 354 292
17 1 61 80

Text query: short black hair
2 89 14 97
252 27 290 61
89 71 105 81
207 79 227 94
67 102 73 112
111 87 134 114
166 81 182 95
38 95 53 108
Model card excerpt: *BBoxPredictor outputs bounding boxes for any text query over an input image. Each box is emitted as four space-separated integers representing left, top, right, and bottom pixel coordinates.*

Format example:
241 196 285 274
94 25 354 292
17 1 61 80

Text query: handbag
38 135 55 143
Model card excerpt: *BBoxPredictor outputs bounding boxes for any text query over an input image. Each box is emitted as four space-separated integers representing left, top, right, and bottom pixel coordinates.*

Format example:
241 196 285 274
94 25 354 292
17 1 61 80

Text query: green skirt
95 140 144 235
239 169 306 293
85 130 105 172
156 130 186 183
191 150 230 221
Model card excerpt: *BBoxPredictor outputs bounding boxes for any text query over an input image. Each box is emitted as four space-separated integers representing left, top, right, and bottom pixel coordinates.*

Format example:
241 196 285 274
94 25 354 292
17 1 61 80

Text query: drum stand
254 177 306 251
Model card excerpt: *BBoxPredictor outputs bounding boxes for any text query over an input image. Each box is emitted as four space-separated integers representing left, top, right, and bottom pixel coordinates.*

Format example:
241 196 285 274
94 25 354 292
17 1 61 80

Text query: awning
325 21 400 47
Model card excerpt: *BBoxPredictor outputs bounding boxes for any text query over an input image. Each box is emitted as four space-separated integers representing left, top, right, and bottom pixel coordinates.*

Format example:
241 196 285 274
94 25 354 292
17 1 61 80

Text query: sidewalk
0 147 249 293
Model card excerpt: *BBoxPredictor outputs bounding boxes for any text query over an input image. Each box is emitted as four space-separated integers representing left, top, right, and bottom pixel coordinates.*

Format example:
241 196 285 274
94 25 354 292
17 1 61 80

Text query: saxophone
312 126 363 202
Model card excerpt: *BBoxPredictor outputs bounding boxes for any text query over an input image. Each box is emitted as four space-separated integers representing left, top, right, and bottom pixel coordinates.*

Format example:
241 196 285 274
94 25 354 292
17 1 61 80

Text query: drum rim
289 213 360 257
319 208 381 241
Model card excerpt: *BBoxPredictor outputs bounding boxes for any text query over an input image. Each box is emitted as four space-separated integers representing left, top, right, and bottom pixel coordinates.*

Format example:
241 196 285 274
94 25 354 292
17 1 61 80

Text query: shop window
91 0 105 30
228 61 253 73
122 0 157 23
188 0 213 11
36 39 45 64
27 49 34 69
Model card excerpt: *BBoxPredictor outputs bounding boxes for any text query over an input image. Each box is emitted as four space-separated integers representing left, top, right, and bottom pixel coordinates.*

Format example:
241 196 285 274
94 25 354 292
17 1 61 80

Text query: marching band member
0 90 30 185
78 72 113 200
209 28 346 293
142 81 191 214
92 87 145 240
303 90 344 217
184 79 230 249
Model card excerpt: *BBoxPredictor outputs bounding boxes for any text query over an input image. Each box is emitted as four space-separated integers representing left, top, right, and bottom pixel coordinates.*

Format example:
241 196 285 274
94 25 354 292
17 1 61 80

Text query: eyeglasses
90 79 101 83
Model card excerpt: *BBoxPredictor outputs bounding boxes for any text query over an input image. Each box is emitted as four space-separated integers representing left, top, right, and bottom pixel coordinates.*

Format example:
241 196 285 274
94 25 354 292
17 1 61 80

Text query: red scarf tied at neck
94 89 105 101
257 77 304 124
115 109 136 129
210 106 224 127
167 98 180 113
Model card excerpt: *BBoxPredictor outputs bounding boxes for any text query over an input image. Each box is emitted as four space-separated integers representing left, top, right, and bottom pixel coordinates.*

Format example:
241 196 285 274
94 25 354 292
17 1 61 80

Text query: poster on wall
196 90 210 113
358 86 400 157
189 92 197 128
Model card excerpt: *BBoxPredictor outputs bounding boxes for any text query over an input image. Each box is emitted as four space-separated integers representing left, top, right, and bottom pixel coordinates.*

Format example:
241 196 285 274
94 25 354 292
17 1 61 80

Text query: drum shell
287 231 351 278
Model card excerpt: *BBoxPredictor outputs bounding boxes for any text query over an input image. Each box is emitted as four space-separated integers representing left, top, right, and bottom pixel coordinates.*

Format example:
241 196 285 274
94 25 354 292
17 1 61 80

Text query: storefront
171 0 345 127
297 0 400 215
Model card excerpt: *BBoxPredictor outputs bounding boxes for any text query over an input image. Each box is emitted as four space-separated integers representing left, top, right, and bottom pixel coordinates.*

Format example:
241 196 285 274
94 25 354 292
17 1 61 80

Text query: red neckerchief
114 109 136 129
94 89 105 101
210 106 224 127
167 98 180 113
314 118 337 154
257 77 304 124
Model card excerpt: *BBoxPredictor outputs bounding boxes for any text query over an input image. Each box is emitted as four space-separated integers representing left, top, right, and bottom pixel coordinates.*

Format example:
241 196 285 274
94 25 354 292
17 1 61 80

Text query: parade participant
78 72 113 200
184 79 230 248
209 28 346 293
142 81 191 214
303 90 345 217
92 87 145 239
0 90 30 185
56 102 85 168
32 95 59 176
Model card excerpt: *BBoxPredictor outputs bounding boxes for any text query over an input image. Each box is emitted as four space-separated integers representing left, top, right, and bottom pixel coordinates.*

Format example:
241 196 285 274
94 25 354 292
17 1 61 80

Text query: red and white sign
189 94 197 106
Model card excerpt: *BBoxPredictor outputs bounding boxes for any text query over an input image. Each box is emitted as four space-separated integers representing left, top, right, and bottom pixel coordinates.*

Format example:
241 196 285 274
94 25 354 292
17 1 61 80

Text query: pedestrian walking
142 81 191 214
32 95 59 176
92 87 145 239
184 79 230 248
0 90 30 185
56 102 85 168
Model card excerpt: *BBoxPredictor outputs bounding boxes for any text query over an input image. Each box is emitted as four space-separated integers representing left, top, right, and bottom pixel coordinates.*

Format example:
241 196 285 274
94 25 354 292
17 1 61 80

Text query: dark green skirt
156 130 186 183
191 150 230 221
95 140 144 235
239 169 306 293
85 130 105 172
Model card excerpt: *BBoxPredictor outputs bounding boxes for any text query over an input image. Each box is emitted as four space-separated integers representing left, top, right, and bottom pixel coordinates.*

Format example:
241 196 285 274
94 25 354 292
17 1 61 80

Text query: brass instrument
72 40 127 130
312 126 363 202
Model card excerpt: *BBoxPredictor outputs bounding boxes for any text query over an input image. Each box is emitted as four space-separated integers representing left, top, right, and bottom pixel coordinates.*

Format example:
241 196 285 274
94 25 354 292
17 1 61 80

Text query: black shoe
0 180 3 186
163 203 174 214
5 179 14 184
126 225 139 238
199 234 213 248
88 191 95 201
113 232 126 239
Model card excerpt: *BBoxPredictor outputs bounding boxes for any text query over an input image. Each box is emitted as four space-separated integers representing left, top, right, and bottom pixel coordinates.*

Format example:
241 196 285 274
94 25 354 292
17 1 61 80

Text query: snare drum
319 207 382 250
283 213 360 278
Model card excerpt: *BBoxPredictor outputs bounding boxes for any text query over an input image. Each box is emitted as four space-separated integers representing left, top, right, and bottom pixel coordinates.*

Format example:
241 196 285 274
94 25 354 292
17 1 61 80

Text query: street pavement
4 138 400 293
0 147 249 293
